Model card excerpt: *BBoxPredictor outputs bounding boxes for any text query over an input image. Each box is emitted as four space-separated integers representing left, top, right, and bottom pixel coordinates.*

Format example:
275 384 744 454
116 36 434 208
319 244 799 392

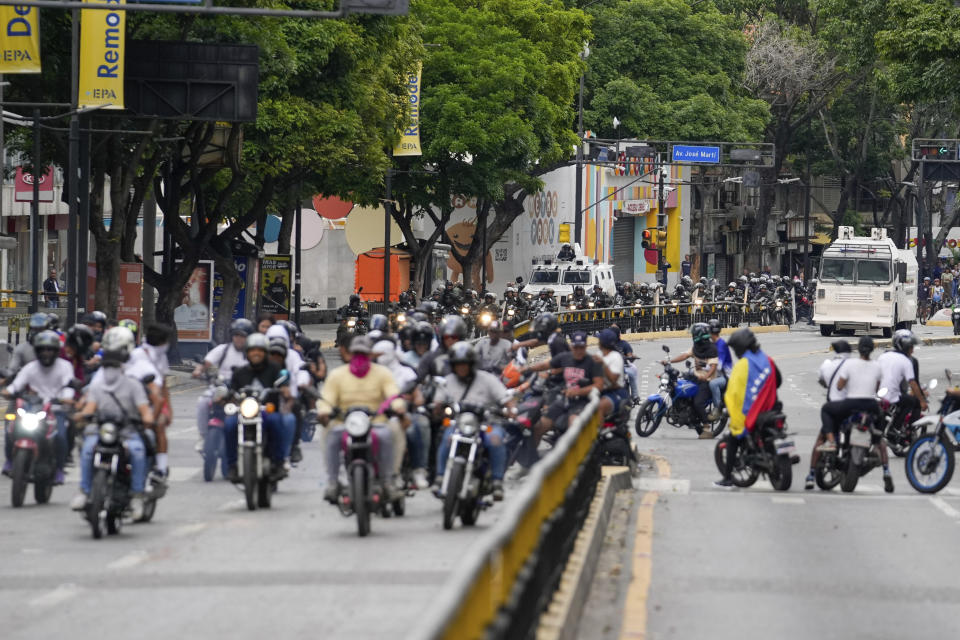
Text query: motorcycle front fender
14 438 38 451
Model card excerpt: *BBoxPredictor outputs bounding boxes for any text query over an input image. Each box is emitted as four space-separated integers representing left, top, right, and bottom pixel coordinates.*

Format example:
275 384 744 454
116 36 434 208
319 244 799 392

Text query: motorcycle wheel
840 456 860 493
814 456 842 490
460 497 481 526
33 473 53 505
443 460 465 530
107 511 122 535
634 402 662 438
393 496 405 518
352 465 370 538
203 428 224 482
10 448 31 508
906 434 955 494
769 455 793 491
710 413 728 438
713 440 758 488
257 477 272 509
88 470 108 539
243 448 257 511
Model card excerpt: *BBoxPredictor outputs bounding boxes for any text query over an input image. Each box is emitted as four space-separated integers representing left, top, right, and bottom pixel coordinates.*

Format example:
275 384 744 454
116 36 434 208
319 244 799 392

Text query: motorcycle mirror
662 345 670 353
274 370 289 387
929 378 939 390
685 361 692 368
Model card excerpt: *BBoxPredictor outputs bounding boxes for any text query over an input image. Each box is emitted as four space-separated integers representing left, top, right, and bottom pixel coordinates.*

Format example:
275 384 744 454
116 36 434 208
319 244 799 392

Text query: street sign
619 200 651 215
672 145 720 164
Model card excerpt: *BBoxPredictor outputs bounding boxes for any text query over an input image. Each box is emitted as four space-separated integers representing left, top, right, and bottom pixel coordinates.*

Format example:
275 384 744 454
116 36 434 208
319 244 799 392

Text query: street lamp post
574 43 589 249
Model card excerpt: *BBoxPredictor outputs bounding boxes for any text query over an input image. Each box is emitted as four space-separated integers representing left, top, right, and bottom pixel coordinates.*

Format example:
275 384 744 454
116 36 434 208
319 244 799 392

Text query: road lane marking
170 522 209 537
29 583 80 607
620 454 669 640
167 467 201 482
634 477 689 494
929 496 960 521
107 550 149 570
217 498 247 511
771 496 805 505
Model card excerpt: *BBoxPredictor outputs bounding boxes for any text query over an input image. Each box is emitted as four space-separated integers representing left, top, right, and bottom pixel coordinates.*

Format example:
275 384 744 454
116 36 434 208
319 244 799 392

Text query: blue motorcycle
635 345 728 438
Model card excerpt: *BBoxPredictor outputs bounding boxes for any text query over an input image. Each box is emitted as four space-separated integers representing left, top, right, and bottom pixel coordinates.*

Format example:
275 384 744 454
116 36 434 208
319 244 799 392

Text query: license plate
850 429 871 447
774 439 795 456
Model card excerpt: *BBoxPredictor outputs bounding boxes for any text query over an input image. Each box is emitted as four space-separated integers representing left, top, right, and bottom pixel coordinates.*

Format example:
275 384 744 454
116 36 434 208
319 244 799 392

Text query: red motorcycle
6 395 59 507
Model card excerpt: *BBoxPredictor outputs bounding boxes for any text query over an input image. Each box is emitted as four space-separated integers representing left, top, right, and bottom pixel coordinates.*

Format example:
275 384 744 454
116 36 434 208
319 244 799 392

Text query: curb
621 324 789 342
840 335 960 351
536 467 633 640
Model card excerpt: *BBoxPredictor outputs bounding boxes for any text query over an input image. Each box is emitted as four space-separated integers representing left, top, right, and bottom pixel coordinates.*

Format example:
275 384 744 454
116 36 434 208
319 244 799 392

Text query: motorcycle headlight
461 306 470 314
345 411 371 438
99 422 118 444
660 374 670 384
240 397 260 419
396 313 406 324
347 319 356 328
458 413 480 436
17 408 43 432
507 308 515 316
480 312 492 326
588 301 595 308
776 301 783 308
224 403 238 416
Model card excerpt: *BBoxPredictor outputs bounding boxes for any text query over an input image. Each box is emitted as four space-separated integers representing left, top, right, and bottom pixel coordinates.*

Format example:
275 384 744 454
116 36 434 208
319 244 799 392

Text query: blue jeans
224 412 295 468
436 425 506 481
625 363 639 397
406 414 430 470
80 432 147 493
709 375 728 410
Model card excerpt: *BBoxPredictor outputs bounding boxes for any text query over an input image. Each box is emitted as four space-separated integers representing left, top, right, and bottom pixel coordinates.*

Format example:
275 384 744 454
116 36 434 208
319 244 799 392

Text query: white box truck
814 226 917 337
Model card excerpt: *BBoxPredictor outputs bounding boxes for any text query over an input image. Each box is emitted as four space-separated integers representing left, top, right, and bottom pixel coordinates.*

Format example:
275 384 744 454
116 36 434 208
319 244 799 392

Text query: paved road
0 378 512 640
593 326 960 640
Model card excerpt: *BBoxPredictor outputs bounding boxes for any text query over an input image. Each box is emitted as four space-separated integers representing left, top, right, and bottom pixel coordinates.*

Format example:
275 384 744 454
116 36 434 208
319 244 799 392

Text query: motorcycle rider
707 319 732 420
191 318 254 452
476 320 512 374
223 333 296 484
317 335 401 503
432 342 514 501
714 328 782 488
402 321 436 369
338 294 367 322
590 284 611 308
367 313 391 343
125 324 173 478
70 327 153 518
8 312 50 377
417 315 468 381
878 329 928 444
800 340 855 489
662 323 719 439
817 336 892 492
596 329 627 417
2 330 75 482
569 285 589 309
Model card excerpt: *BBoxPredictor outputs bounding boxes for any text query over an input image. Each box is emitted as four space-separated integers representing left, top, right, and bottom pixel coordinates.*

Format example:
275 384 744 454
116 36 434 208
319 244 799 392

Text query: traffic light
641 229 654 249
558 223 570 244
657 230 667 244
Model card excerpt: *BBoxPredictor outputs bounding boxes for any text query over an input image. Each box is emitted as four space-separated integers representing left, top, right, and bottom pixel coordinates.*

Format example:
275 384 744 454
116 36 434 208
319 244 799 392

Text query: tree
583 0 769 142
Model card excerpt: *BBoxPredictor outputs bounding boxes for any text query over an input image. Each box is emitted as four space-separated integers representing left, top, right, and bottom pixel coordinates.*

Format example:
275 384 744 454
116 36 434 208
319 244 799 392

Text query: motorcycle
224 376 288 511
713 405 797 491
882 379 937 457
953 307 960 336
335 314 366 347
635 345 728 439
439 402 498 530
334 407 403 537
906 370 958 493
84 420 163 538
6 395 59 507
599 399 636 469
812 410 875 492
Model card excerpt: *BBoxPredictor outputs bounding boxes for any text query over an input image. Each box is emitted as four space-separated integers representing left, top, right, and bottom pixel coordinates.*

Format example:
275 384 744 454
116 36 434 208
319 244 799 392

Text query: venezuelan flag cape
742 350 778 431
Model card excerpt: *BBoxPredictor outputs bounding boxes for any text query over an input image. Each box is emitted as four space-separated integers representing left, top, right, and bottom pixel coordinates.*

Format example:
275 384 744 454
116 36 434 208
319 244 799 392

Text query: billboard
78 0 126 109
258 254 291 320
174 260 213 341
212 256 248 321
15 166 54 202
85 262 142 327
0 6 41 74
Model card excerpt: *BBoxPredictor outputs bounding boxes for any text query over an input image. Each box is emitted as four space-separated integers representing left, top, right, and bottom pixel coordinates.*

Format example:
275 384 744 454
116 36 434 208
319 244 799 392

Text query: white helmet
101 326 136 365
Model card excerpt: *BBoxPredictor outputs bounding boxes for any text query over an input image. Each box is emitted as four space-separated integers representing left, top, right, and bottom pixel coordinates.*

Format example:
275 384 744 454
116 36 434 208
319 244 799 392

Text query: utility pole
657 154 667 287
294 185 302 326
574 43 589 249
29 109 40 313
383 168 392 303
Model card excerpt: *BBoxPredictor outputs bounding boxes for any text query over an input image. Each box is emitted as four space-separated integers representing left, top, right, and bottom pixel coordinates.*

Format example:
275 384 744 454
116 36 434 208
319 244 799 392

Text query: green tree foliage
583 0 768 142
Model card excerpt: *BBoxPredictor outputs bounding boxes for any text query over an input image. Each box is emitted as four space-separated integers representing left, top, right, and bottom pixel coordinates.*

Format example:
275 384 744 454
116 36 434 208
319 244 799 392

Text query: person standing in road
43 269 60 308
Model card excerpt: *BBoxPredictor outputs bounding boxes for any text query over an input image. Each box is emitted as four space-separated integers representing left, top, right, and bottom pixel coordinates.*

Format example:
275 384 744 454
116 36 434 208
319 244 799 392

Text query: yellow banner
393 63 422 157
78 0 125 109
0 6 41 73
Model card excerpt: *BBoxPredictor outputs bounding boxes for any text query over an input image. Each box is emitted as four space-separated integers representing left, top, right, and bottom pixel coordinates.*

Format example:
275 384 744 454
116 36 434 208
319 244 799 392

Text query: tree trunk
210 249 242 344
277 188 295 255
93 234 120 316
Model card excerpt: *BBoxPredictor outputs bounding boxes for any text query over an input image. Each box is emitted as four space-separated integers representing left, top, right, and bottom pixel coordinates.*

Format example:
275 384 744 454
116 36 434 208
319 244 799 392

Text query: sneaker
713 478 735 489
816 441 837 453
1 460 11 477
323 484 339 504
698 429 715 440
194 439 204 454
431 477 444 498
804 472 815 491
384 477 403 501
226 465 240 484
290 445 303 464
130 494 145 521
412 468 430 490
492 480 504 501
54 469 65 486
707 408 721 421
69 491 88 511
883 472 894 493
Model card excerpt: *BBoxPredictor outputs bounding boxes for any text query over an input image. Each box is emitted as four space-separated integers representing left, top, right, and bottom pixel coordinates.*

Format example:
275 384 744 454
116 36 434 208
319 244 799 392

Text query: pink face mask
349 352 371 378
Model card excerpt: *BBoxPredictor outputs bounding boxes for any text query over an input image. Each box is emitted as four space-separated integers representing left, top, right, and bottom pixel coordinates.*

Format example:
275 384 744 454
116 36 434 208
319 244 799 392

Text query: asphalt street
0 374 509 640
597 324 960 640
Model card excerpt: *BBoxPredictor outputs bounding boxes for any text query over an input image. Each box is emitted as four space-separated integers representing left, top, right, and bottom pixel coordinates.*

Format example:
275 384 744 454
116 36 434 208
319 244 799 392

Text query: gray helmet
268 336 288 357
246 333 269 354
230 318 255 337
369 314 390 332
440 315 467 340
101 326 136 365
448 341 477 366
33 330 61 367
892 329 918 353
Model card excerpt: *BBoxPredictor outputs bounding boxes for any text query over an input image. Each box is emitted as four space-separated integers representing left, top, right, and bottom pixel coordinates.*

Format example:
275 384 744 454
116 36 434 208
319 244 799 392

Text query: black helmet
350 294 362 305
830 340 851 354
369 314 390 332
66 324 95 358
707 319 722 334
681 276 693 288
639 283 649 293
440 315 467 340
690 322 710 342
410 311 429 324
892 329 918 353
279 320 300 339
398 324 415 346
727 328 759 358
448 341 477 366
46 313 60 330
857 336 875 357
574 285 584 296
413 321 434 345
549 334 570 357
531 313 558 341
87 310 108 327
34 331 61 367
230 318 255 337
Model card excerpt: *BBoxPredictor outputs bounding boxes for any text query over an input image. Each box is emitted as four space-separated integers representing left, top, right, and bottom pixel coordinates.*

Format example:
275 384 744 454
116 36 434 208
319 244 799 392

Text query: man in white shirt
804 341 854 489
191 318 254 452
596 329 626 417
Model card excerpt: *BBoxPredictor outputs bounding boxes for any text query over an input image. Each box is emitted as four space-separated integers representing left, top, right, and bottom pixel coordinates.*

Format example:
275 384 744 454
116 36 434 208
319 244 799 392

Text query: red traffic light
641 229 654 249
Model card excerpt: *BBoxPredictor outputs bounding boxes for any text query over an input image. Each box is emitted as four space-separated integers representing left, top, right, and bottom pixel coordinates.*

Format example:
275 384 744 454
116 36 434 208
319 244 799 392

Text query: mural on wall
444 195 496 291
